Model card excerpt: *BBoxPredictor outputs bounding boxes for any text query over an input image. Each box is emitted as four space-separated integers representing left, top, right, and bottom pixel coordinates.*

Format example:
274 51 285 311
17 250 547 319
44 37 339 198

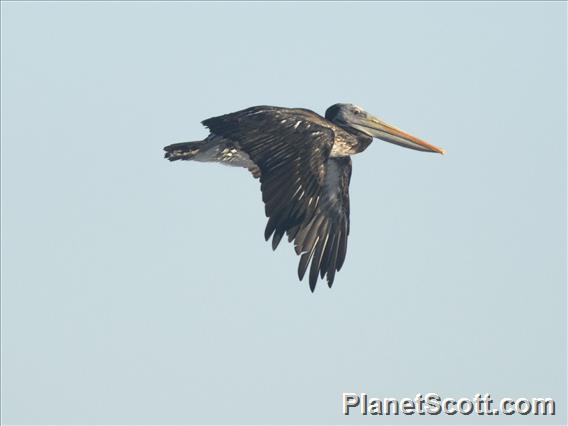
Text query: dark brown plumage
164 104 445 291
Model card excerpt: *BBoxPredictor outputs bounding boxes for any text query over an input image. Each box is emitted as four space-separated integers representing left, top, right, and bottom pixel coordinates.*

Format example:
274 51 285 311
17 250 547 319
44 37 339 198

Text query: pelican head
325 103 445 154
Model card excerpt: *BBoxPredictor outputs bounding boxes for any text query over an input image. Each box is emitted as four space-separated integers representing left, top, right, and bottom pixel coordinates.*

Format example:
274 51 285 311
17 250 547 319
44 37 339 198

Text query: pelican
164 104 445 291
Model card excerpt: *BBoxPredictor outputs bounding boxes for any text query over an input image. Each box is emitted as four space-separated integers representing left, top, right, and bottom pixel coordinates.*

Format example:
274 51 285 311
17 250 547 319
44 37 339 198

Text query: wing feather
291 157 352 290
202 106 352 291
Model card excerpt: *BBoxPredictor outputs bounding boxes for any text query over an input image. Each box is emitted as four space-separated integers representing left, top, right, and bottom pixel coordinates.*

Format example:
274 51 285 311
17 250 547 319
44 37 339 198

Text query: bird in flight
164 104 445 291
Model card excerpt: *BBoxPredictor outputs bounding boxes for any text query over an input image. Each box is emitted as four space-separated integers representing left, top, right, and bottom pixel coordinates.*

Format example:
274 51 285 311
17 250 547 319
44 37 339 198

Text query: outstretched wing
286 157 352 291
203 106 334 236
202 106 351 291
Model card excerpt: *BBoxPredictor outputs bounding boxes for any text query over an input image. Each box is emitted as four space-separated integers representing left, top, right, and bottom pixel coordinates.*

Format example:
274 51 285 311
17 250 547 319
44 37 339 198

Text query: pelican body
164 104 445 291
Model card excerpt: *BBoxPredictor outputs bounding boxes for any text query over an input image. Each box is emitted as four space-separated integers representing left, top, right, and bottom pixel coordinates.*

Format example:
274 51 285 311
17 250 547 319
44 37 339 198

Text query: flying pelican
164 104 445 291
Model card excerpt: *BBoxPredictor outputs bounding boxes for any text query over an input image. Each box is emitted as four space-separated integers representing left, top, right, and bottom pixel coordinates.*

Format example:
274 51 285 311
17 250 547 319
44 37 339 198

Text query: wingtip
327 276 334 288
271 232 283 250
298 263 307 281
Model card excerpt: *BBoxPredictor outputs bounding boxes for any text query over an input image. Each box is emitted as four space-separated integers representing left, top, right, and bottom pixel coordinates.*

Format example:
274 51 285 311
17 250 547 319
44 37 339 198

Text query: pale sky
1 2 566 424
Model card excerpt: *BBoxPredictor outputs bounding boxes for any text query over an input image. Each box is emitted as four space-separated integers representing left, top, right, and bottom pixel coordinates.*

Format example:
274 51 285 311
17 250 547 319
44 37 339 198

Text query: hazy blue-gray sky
1 1 566 425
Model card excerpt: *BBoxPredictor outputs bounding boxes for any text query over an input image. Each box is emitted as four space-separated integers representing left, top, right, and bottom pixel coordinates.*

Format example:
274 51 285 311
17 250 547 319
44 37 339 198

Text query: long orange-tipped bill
363 115 446 154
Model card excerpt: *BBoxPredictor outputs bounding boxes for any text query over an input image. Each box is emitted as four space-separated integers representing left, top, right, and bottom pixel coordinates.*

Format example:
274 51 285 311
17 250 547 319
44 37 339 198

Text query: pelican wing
203 106 334 231
202 106 351 290
287 157 351 291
